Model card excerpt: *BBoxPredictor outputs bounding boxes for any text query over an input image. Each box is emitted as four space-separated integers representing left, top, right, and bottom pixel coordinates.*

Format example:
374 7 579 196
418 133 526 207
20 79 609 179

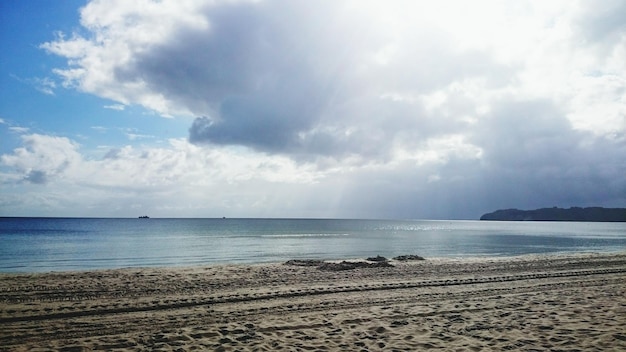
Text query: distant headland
480 207 626 222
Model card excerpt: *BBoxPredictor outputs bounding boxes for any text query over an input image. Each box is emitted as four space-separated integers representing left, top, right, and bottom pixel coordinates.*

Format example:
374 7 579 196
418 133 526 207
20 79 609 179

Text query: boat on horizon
138 215 150 219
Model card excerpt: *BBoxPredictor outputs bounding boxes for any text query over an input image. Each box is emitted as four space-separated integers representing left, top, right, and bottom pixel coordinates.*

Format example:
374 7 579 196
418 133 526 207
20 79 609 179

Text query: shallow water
1 217 624 272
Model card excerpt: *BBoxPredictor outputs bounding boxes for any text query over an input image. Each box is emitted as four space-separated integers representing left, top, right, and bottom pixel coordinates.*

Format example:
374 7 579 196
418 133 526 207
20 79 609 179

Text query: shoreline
1 252 625 350
3 249 626 274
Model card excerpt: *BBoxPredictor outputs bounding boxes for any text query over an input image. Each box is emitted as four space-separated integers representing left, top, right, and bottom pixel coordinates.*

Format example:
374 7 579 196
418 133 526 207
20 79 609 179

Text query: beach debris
284 259 325 267
285 258 395 270
393 254 426 261
366 255 388 262
318 261 394 271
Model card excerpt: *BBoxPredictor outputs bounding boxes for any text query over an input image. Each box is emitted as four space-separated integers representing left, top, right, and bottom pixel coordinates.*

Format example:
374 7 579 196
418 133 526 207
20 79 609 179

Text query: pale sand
1 253 625 351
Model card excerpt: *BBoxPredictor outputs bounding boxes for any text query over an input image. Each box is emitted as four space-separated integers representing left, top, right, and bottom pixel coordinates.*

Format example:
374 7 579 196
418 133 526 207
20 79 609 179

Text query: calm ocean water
0 218 624 272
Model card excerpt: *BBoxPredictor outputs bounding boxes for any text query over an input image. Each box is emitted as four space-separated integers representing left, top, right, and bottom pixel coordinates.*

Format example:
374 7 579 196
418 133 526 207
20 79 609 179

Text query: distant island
480 207 626 222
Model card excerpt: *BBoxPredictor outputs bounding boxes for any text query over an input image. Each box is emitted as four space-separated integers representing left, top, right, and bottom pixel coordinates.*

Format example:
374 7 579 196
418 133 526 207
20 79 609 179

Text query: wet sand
1 253 625 351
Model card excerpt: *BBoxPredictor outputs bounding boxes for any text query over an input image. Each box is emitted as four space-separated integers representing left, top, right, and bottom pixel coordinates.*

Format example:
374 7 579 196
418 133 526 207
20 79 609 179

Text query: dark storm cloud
115 1 351 152
48 0 516 158
472 100 576 169
438 99 626 216
325 97 626 219
171 1 513 156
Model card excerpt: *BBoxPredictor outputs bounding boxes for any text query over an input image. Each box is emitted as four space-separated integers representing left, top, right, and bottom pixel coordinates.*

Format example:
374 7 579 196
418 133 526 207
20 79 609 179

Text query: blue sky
0 1 188 155
1 0 625 218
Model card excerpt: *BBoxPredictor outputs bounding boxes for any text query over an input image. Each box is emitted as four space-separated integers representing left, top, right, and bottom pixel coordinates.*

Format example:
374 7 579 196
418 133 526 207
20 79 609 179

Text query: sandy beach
1 253 625 351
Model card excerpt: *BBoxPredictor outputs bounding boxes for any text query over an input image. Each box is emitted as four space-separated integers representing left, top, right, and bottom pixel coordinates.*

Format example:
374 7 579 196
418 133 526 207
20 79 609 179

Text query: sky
0 0 624 219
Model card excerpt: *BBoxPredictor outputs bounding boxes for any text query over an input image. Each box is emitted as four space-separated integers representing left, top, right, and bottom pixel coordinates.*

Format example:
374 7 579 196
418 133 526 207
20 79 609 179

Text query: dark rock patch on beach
366 255 388 262
393 255 426 261
318 261 394 271
284 259 325 267
285 258 395 271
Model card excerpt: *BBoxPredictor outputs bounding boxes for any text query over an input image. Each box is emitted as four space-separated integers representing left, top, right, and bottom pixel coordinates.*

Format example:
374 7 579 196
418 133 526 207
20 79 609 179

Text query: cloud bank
2 0 625 218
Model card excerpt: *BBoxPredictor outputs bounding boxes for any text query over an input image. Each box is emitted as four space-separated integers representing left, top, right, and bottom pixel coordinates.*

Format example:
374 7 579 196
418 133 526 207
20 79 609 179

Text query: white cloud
1 133 330 216
104 103 126 111
10 75 57 95
0 134 82 184
2 127 624 218
34 77 57 95
41 0 213 118
8 126 30 134
91 126 108 132
0 119 31 134
125 132 154 141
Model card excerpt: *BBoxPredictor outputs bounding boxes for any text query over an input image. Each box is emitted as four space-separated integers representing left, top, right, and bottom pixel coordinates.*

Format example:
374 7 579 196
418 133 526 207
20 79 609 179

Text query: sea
0 218 625 273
